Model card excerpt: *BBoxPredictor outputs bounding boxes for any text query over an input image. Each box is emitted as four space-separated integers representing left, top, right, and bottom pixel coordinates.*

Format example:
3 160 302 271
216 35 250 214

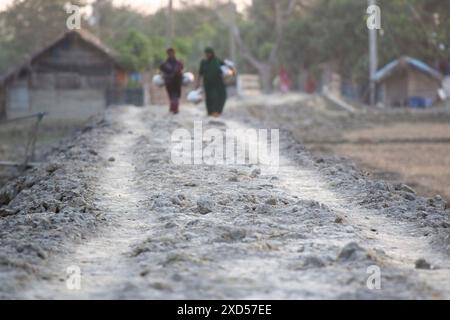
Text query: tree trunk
214 0 299 94
257 64 274 94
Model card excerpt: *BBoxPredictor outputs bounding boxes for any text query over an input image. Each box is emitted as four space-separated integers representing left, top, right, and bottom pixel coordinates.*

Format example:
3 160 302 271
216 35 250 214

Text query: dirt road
0 103 449 299
237 94 450 201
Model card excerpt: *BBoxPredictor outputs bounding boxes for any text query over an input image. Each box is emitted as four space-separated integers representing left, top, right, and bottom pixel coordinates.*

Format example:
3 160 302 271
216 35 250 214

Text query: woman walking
160 48 184 115
196 48 230 117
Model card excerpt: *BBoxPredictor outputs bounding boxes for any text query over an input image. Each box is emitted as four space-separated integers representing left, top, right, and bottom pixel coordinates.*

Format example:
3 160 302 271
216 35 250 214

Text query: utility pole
368 0 378 107
92 0 100 36
91 0 108 36
228 1 237 63
167 0 174 47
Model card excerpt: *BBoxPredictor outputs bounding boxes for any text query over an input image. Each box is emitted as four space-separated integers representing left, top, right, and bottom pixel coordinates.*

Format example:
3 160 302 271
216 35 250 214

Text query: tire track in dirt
23 107 155 299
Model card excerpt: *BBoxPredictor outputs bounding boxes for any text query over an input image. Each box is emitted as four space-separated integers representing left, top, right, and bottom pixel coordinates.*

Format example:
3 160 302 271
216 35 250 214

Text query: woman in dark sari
196 48 229 117
160 48 184 114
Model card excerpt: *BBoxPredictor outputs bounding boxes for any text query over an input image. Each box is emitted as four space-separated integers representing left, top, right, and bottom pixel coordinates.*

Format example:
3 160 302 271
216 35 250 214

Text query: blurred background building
0 30 127 120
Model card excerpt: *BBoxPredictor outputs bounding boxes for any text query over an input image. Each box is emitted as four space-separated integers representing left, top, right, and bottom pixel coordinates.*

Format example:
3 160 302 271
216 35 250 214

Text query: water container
221 65 234 78
187 89 203 104
221 62 236 86
152 74 165 87
183 72 195 86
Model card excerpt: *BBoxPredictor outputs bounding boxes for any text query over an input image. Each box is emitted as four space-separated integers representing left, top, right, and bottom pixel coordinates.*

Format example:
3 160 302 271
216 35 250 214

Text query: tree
283 0 368 82
281 0 450 89
94 2 229 71
116 30 154 72
0 0 87 73
213 0 300 92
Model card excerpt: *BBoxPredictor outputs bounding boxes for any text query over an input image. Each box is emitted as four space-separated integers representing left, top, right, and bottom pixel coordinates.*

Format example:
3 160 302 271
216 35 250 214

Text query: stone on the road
197 197 215 215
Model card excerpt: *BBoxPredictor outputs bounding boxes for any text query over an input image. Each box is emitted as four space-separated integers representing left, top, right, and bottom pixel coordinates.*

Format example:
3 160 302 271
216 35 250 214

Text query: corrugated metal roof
372 56 443 83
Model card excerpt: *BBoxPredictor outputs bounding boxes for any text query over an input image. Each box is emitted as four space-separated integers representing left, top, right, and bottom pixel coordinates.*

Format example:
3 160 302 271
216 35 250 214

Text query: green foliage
95 1 231 72
1 0 449 88
277 0 450 84
0 0 87 73
116 30 153 72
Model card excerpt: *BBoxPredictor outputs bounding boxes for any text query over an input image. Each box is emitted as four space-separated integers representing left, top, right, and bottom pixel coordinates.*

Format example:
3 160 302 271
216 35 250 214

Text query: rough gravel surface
0 101 448 300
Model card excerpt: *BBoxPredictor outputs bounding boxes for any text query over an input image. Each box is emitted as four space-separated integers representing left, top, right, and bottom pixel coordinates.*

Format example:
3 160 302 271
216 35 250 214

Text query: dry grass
0 117 93 186
0 117 92 162
239 95 450 201
332 140 450 200
306 122 450 200
344 123 450 141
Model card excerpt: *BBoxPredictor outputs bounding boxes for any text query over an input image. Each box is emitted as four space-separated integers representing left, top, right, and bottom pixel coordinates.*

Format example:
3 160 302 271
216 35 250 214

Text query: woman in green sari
196 48 229 117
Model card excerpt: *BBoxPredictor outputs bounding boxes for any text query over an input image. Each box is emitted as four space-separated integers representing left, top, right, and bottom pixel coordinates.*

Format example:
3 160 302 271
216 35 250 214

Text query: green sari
199 57 227 115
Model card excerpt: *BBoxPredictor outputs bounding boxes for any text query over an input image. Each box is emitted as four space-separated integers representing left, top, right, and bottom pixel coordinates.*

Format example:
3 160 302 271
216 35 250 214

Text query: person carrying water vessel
160 48 184 115
196 48 234 117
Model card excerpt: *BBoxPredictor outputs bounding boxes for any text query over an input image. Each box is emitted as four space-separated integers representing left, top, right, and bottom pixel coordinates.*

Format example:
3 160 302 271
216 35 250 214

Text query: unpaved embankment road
236 94 450 201
0 103 449 299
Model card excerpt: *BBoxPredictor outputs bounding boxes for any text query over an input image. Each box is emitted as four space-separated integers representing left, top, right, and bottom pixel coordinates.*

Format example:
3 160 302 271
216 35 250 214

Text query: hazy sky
0 0 251 13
